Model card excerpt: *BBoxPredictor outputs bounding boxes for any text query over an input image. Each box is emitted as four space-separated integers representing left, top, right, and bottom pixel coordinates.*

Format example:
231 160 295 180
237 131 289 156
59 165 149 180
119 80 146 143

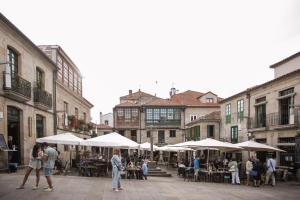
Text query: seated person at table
208 161 215 175
135 164 143 180
126 161 135 179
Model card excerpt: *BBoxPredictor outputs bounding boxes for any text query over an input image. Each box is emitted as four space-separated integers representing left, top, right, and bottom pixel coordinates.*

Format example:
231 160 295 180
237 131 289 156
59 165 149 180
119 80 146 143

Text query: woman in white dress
17 144 43 190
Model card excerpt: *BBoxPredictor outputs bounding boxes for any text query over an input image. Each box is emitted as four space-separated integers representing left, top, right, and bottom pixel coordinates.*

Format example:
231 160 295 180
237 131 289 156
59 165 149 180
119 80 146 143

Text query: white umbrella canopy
36 132 83 145
172 138 242 151
140 142 159 151
235 140 285 152
169 140 197 147
80 132 139 149
158 145 194 152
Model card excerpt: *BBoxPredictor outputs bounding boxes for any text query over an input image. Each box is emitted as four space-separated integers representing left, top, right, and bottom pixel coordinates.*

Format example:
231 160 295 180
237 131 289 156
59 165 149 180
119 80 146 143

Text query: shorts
43 168 53 177
194 169 199 176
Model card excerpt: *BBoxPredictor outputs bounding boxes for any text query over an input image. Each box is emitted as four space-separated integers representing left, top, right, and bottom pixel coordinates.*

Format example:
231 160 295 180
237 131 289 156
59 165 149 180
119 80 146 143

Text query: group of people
111 149 149 192
16 142 58 192
245 154 277 187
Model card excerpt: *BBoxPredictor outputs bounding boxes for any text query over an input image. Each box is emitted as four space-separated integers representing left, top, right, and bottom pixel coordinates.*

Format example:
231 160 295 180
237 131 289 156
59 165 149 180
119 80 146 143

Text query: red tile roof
96 124 113 129
120 90 156 100
145 98 183 106
186 111 221 126
171 90 220 107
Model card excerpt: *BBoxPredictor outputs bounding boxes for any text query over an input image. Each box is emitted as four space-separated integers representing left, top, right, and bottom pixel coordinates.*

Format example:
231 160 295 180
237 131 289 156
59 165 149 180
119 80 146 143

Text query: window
255 138 266 144
147 131 151 138
237 99 244 120
131 130 137 142
169 130 176 138
64 145 69 151
145 108 181 125
124 108 131 122
167 109 174 120
280 88 294 97
57 55 63 81
78 77 82 95
69 67 74 90
225 104 231 124
64 102 69 114
74 72 78 92
117 109 124 118
230 126 238 143
75 108 78 119
63 62 69 86
36 115 45 138
7 48 18 76
119 130 124 136
36 68 44 89
190 115 197 121
278 137 295 143
207 125 214 138
158 130 165 144
206 98 213 103
104 120 109 125
255 97 266 128
160 108 167 120
83 112 86 123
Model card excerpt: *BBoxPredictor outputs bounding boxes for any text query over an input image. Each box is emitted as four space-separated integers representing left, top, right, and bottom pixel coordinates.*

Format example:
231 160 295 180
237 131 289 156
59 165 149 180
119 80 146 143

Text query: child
142 160 148 180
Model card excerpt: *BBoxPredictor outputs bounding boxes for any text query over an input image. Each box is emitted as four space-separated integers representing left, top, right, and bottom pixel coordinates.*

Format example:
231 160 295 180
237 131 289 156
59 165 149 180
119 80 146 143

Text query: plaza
0 172 299 200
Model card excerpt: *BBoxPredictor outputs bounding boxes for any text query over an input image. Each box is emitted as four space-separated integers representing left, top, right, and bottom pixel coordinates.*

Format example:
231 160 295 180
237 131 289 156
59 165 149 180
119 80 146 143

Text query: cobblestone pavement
0 173 299 200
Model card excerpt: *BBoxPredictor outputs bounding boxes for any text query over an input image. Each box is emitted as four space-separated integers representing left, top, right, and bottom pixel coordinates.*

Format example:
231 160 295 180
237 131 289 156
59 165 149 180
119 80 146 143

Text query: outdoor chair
184 167 194 182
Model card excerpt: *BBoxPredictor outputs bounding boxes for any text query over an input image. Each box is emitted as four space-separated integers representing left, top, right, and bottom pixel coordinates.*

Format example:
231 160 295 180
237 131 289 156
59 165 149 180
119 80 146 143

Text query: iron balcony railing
249 109 300 129
34 87 52 109
3 72 31 99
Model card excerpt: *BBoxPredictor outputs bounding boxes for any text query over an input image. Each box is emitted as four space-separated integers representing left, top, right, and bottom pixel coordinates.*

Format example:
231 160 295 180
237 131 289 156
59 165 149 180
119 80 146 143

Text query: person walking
265 154 276 186
246 158 253 186
142 160 148 180
16 144 43 189
228 158 240 185
252 158 263 187
193 157 200 182
42 142 58 192
111 148 123 192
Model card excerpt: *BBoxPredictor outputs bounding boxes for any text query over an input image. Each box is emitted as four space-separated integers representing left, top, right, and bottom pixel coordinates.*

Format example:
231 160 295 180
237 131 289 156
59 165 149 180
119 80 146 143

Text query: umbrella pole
207 149 210 170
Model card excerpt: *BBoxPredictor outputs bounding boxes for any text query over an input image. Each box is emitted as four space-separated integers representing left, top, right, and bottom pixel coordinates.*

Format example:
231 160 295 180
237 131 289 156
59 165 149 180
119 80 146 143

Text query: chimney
99 112 103 124
129 90 133 96
169 87 177 98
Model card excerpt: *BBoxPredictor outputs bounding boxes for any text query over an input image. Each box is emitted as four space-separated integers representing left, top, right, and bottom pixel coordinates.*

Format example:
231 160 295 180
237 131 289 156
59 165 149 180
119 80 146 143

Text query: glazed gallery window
145 108 181 124
7 48 18 76
63 62 69 86
36 68 44 89
57 55 63 81
225 103 231 124
69 67 74 90
116 108 139 122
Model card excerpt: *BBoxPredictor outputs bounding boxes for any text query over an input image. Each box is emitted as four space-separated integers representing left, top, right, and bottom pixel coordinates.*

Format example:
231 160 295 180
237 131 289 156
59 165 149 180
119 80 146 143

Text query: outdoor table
126 167 136 179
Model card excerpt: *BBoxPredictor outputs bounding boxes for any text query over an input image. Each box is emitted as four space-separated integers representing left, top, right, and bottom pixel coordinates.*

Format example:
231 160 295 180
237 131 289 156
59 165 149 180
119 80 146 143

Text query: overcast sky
1 0 300 122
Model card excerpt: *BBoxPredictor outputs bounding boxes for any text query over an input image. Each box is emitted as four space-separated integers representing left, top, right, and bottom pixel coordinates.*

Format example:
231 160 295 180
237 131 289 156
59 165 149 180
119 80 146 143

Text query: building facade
100 112 113 127
113 89 221 146
220 52 300 165
0 13 56 168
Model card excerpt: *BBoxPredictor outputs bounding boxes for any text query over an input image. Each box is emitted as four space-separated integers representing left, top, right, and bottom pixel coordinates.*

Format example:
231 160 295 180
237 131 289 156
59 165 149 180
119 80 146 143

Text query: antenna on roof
154 81 158 96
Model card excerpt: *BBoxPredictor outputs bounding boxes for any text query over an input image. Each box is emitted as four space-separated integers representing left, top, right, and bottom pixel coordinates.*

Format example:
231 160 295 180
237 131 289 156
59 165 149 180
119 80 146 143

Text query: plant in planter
78 120 87 132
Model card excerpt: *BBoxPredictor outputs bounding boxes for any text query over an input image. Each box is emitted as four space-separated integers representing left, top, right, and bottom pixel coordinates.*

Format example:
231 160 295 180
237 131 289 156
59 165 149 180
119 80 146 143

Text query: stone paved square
0 173 299 200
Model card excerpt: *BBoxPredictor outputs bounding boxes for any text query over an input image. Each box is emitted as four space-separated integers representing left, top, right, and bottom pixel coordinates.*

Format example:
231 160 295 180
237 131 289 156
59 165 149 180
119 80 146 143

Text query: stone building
39 45 93 138
113 89 221 146
39 45 93 160
220 52 300 165
185 111 221 141
0 13 56 168
99 112 113 127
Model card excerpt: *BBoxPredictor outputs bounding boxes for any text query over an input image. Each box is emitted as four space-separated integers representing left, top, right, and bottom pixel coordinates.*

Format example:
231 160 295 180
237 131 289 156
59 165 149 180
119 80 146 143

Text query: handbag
250 170 257 177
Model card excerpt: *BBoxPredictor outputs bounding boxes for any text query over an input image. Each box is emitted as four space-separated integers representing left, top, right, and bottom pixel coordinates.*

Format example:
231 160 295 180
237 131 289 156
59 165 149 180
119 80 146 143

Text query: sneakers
32 186 39 190
16 186 24 189
44 187 53 192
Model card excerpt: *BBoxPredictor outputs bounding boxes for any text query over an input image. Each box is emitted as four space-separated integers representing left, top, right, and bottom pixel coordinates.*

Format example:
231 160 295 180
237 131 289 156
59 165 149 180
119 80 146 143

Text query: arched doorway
7 106 21 164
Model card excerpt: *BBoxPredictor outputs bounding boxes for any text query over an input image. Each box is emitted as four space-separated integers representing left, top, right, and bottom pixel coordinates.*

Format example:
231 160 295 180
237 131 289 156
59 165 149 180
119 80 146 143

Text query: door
158 130 165 144
230 126 238 144
7 106 21 164
279 97 291 125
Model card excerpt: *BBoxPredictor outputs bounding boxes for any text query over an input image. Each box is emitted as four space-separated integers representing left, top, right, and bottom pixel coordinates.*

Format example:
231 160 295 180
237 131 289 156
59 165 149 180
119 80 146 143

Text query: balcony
146 119 181 127
34 87 52 110
3 72 31 102
249 109 300 131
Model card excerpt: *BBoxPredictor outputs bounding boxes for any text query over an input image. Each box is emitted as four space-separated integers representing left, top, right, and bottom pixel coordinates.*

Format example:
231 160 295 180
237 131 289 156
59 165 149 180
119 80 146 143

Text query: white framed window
190 115 197 122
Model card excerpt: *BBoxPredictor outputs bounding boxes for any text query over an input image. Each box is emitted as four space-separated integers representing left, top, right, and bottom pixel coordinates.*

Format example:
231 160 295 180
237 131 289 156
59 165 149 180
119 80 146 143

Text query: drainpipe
246 91 251 139
53 68 57 135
